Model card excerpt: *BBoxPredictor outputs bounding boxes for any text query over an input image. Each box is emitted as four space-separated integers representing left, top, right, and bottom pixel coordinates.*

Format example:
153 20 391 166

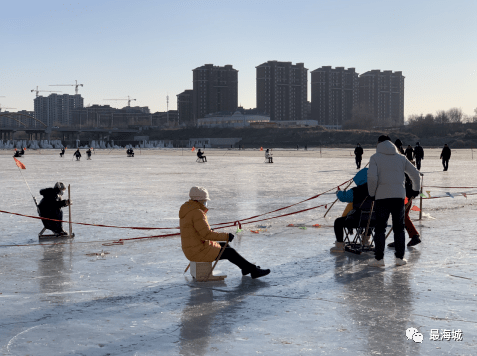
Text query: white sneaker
330 242 345 253
395 257 407 266
368 259 385 267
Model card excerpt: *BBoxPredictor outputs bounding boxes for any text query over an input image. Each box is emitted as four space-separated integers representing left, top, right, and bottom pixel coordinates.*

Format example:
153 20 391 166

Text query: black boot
245 266 270 279
407 235 421 247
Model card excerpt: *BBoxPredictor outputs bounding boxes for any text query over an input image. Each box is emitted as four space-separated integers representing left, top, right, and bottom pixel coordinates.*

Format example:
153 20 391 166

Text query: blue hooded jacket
336 168 368 202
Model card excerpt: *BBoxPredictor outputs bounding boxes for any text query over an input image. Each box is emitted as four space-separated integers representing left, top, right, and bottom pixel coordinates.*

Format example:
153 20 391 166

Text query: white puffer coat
367 140 421 200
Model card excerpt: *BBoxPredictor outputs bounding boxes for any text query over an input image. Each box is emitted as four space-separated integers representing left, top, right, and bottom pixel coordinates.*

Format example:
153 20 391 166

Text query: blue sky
1 0 476 118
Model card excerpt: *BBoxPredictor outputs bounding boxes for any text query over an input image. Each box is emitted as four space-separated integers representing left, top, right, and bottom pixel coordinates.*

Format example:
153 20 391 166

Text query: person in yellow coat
179 186 270 279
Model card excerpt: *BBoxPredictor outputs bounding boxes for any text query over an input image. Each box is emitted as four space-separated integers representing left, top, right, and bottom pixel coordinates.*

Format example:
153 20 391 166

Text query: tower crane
49 80 83 94
103 95 137 107
0 104 16 112
31 86 62 97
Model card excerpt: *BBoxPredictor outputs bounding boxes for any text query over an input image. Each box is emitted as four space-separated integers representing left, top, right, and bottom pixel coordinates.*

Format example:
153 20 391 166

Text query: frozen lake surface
1 148 476 355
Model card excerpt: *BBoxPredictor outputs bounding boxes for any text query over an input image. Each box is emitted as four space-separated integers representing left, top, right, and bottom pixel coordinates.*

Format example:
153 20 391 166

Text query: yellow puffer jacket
179 200 229 262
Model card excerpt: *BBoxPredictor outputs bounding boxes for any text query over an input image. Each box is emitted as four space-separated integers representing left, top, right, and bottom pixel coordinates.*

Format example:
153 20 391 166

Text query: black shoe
387 242 395 248
57 231 68 236
250 266 270 279
407 235 421 247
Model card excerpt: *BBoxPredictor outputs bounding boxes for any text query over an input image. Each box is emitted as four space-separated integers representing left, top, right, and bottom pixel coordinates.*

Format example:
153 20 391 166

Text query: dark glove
412 190 419 199
228 233 234 243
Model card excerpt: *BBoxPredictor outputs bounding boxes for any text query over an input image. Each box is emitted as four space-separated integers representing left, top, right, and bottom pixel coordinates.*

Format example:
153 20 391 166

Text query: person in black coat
394 139 405 155
73 149 81 161
413 142 424 170
405 145 414 162
440 144 451 171
86 148 92 160
60 148 65 158
197 149 207 162
38 182 71 235
354 143 364 169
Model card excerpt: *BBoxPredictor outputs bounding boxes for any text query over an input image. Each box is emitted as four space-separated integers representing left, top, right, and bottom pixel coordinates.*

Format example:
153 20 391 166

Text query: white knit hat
189 186 210 201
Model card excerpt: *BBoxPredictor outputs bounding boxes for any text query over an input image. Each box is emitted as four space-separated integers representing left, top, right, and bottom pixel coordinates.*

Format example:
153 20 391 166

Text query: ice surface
0 148 476 355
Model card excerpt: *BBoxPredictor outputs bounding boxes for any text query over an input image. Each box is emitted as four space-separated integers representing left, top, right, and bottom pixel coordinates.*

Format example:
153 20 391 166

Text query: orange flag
14 157 26 169
191 147 195 152
260 147 263 151
411 205 420 212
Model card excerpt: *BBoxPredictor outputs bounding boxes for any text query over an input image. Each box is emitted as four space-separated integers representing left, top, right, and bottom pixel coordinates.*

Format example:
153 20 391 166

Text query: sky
1 0 476 119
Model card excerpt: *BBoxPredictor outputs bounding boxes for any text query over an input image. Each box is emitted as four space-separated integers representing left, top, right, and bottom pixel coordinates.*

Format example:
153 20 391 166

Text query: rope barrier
0 178 352 232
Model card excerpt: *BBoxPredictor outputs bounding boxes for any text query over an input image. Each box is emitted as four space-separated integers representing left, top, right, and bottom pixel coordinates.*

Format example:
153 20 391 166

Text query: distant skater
394 139 405 155
197 149 207 162
354 143 363 169
38 182 72 236
73 149 81 161
440 144 451 171
414 142 424 170
265 149 273 163
86 148 92 160
60 148 65 158
405 145 414 162
127 148 134 157
13 148 25 157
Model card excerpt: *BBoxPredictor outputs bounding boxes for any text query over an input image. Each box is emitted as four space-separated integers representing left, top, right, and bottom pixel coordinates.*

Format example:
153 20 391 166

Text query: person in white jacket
367 135 421 267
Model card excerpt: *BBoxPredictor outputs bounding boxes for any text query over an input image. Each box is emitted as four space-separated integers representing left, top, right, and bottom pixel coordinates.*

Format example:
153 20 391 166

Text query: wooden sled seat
190 262 226 282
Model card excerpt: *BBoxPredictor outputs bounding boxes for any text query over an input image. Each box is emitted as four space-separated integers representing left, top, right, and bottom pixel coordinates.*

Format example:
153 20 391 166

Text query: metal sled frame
196 157 206 163
343 211 376 255
38 227 75 240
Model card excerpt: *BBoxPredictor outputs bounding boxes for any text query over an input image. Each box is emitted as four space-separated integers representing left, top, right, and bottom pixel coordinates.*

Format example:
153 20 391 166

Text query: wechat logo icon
406 327 423 343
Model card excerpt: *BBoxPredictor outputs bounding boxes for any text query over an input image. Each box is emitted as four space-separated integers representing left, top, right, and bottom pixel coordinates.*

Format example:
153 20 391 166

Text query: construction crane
49 80 83 95
31 86 62 97
0 104 16 112
103 95 137 107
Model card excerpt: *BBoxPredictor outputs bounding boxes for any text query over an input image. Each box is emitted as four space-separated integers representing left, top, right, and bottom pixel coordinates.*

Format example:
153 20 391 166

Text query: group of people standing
355 141 452 171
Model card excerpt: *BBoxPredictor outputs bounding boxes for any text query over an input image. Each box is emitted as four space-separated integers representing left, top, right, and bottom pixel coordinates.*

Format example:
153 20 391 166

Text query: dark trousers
355 156 362 169
416 158 422 170
334 217 348 242
374 198 405 260
41 210 64 234
218 242 255 271
442 158 449 171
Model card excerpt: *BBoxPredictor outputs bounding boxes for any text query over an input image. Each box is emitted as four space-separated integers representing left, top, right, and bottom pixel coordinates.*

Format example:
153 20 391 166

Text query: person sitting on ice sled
86 148 92 160
197 149 207 162
13 148 25 157
330 168 374 252
73 148 81 161
179 186 270 279
265 149 273 163
38 182 72 236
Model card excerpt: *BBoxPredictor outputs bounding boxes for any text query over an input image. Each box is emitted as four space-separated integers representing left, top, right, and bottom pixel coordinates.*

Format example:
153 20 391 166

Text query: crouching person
38 182 72 236
331 168 373 252
179 186 270 279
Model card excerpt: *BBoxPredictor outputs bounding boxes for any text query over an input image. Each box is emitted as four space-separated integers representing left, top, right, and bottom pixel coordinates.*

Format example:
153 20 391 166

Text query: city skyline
1 0 476 119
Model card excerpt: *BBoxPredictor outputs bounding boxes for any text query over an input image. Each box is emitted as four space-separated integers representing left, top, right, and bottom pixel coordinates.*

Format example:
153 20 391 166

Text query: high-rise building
256 61 307 121
311 66 358 126
177 90 193 125
358 70 405 126
34 93 83 127
192 64 238 120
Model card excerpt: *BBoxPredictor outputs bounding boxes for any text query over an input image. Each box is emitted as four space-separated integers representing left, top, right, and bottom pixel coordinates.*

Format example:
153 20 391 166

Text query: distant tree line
408 107 477 126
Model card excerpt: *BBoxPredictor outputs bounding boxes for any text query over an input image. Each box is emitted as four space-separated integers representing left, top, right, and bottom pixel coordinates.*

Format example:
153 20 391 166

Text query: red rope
0 178 352 232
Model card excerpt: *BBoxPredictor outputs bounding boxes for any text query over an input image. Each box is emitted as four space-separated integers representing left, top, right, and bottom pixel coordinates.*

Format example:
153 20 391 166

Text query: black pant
218 242 255 271
41 210 64 234
355 156 362 169
416 158 422 170
374 198 405 260
442 158 449 171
